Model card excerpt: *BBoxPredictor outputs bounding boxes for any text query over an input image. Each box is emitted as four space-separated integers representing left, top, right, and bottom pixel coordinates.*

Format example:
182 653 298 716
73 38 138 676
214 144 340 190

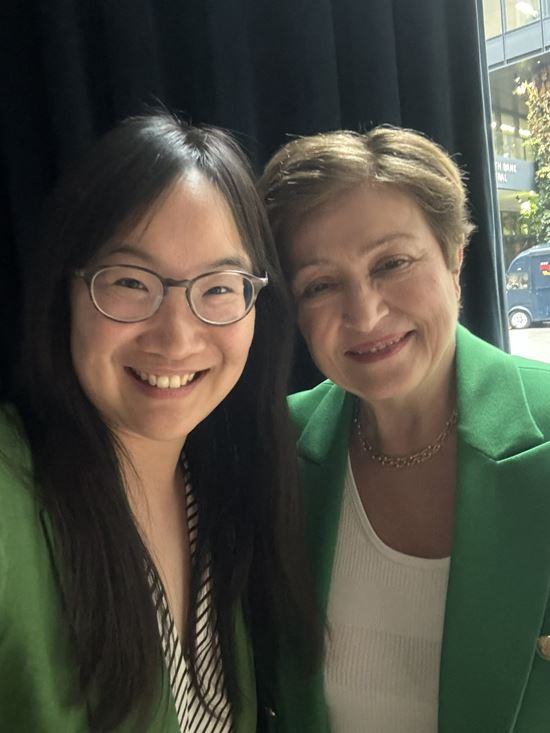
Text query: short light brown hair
258 126 475 270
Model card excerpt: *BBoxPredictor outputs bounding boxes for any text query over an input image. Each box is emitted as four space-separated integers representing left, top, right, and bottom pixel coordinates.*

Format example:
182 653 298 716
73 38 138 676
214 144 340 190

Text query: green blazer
273 325 550 732
0 407 256 732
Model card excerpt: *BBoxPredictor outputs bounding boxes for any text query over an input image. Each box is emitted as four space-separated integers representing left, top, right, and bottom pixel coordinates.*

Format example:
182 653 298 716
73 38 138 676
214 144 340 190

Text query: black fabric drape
1 0 507 394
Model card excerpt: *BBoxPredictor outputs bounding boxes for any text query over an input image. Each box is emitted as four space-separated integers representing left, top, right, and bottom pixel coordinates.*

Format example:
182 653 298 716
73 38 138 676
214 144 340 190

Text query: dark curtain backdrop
1 0 507 393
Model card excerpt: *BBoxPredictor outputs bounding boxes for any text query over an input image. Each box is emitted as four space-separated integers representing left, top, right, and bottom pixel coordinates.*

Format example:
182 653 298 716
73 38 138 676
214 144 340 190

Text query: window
484 0 550 357
519 117 534 161
484 0 503 37
499 112 526 157
506 270 530 289
505 0 540 30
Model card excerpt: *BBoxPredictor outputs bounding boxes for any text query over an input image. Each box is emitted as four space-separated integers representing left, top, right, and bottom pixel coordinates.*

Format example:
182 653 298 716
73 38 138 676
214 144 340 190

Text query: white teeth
357 336 403 355
132 369 197 389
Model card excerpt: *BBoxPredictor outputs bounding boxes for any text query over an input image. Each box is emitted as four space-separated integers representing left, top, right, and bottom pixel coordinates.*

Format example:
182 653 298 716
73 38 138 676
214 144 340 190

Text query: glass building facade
484 0 544 37
483 0 550 266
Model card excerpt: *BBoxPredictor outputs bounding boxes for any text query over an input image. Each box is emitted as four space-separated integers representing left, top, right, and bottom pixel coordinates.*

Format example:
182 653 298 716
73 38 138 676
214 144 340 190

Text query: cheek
297 307 333 360
419 277 460 341
296 308 316 348
70 294 95 379
70 321 103 395
438 275 461 317
416 270 459 312
70 303 126 387
224 312 256 366
297 303 324 339
71 284 100 365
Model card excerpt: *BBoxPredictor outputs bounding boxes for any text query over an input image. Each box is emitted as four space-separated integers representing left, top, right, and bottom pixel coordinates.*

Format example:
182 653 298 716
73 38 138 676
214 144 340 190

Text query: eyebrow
104 243 251 271
292 232 416 275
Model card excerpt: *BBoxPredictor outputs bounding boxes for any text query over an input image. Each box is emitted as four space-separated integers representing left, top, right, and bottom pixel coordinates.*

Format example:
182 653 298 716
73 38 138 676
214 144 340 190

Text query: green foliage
518 191 540 238
519 79 550 243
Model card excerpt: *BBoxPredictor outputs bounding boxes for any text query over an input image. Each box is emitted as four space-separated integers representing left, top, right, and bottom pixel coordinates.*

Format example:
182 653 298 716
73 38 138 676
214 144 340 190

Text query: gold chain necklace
354 401 458 469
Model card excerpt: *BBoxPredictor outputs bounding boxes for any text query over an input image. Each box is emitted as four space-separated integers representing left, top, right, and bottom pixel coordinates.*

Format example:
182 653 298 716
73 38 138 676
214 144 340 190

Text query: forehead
99 174 252 272
288 184 429 267
131 173 241 245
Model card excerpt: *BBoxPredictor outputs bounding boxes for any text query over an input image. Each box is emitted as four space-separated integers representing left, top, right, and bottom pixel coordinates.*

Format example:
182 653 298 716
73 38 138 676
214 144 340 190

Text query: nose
137 287 207 357
342 279 389 331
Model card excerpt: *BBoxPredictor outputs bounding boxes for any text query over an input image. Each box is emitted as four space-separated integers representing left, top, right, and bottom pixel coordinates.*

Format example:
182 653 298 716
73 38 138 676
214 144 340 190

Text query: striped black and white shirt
152 462 232 733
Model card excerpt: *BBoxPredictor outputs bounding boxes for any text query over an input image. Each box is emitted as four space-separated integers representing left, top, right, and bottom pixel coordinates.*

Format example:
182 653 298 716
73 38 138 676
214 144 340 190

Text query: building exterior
483 0 550 265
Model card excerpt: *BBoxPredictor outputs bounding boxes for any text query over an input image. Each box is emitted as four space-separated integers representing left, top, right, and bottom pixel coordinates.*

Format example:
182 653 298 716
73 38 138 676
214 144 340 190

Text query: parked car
506 243 550 329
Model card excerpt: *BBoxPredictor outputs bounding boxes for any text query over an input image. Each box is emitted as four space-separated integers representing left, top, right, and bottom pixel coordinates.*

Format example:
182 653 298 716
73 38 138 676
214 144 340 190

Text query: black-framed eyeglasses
74 264 268 325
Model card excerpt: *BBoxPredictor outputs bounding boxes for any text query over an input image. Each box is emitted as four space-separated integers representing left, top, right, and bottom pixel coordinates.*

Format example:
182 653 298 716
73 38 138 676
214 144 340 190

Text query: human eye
374 256 411 274
198 272 242 299
293 277 339 301
300 279 339 299
114 277 149 291
99 266 154 295
204 280 235 296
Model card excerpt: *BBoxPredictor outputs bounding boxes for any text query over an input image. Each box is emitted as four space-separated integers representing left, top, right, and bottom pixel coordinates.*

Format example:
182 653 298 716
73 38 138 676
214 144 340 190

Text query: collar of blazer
294 324 546 465
292 324 550 732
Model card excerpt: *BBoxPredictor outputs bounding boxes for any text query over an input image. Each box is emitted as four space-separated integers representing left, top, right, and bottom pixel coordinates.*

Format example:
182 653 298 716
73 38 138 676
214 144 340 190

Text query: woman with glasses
0 114 318 731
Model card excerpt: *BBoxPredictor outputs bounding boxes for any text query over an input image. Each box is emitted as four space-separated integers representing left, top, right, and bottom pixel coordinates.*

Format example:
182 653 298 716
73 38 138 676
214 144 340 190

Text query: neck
114 431 187 519
359 357 457 457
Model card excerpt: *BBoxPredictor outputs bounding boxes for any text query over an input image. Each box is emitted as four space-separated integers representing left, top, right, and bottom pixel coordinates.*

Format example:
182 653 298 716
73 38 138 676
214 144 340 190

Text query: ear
454 244 464 272
453 246 464 299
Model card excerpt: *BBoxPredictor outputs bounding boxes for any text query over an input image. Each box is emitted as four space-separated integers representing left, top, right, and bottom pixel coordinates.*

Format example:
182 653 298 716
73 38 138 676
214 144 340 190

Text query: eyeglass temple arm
160 272 269 289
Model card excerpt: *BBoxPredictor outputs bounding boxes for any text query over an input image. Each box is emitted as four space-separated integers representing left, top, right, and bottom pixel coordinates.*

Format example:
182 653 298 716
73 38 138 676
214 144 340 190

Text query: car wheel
509 309 532 329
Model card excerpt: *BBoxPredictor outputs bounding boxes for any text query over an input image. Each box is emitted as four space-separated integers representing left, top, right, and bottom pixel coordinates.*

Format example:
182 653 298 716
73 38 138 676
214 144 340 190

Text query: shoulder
0 404 35 511
456 323 550 386
510 351 550 383
468 325 550 390
288 380 343 432
0 404 41 604
0 403 42 557
456 326 550 448
459 325 550 376
510 353 550 432
0 408 84 729
0 402 27 449
287 382 352 465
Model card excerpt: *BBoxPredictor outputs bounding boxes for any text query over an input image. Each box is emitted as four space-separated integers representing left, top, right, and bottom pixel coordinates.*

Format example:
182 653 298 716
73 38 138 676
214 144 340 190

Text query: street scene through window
483 0 550 362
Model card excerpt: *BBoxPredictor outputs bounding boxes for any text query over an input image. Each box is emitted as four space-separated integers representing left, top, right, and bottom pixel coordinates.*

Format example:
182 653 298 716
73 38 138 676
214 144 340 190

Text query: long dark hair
15 113 318 730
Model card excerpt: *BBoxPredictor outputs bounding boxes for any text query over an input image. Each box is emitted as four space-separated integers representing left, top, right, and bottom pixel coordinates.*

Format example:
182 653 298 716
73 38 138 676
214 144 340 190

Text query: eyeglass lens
91 266 254 324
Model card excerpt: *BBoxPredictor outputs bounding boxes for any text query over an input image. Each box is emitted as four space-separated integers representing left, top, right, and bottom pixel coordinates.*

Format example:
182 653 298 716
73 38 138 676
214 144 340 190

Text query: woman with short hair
260 127 550 732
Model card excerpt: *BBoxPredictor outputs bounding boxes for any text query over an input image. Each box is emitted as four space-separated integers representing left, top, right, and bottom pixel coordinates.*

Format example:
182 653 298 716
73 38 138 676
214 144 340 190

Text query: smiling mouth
347 332 412 355
128 367 202 389
344 331 414 364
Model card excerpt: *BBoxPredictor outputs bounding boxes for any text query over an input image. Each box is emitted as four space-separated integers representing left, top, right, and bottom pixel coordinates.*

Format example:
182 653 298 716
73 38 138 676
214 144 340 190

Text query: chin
348 372 420 403
113 416 192 446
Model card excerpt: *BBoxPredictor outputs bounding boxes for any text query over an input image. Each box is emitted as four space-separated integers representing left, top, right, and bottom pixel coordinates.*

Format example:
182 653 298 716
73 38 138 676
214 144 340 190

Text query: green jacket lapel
296 385 354 613
275 384 352 733
439 326 550 732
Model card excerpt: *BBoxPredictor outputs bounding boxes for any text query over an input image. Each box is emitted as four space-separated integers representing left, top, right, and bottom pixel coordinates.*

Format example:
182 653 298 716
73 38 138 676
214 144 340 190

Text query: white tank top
324 456 450 733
